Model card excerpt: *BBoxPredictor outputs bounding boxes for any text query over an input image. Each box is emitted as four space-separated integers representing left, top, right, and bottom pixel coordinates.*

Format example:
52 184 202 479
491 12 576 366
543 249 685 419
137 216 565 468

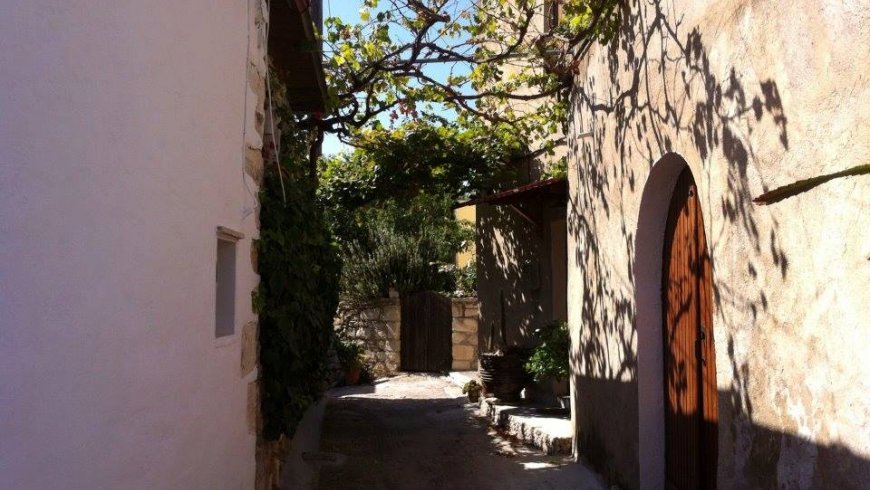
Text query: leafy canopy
315 0 621 155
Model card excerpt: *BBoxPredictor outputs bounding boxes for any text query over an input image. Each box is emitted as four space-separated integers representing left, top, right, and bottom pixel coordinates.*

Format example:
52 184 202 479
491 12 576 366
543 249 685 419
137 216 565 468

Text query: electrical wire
265 0 288 204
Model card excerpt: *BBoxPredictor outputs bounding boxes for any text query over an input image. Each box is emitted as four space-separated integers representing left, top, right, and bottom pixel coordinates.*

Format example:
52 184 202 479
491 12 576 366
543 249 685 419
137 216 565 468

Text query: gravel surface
315 374 605 490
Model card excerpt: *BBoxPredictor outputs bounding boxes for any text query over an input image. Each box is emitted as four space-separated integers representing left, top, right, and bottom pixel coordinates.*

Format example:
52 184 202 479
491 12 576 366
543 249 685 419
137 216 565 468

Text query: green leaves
257 113 342 441
524 321 570 382
319 122 522 214
317 1 620 157
319 120 527 303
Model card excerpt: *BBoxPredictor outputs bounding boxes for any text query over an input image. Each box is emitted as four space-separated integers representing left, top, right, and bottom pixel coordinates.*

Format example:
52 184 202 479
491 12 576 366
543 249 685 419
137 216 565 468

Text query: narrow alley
307 375 604 490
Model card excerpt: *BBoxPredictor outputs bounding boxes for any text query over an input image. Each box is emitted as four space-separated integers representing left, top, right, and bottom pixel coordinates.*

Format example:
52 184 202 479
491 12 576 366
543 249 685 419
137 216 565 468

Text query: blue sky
320 0 475 155
321 0 360 156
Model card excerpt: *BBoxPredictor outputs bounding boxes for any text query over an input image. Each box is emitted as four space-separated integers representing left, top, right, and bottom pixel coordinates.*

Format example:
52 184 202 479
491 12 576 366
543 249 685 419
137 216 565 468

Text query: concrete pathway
314 374 605 490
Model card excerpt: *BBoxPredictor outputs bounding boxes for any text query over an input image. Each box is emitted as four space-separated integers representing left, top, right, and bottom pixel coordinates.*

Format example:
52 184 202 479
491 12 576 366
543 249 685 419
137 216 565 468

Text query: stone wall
335 296 480 375
336 300 402 378
451 298 480 371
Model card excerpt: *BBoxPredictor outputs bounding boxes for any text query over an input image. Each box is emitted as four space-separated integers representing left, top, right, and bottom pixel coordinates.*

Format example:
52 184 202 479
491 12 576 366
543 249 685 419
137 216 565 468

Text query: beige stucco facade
566 0 869 488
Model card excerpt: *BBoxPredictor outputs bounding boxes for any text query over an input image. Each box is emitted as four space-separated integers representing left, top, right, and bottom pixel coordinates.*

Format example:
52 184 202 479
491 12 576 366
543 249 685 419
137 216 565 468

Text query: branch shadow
559 0 834 487
476 195 566 351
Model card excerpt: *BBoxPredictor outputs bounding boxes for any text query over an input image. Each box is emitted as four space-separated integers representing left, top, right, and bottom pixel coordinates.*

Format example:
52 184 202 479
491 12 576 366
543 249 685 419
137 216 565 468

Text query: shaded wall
477 195 568 353
566 1 870 489
478 202 545 350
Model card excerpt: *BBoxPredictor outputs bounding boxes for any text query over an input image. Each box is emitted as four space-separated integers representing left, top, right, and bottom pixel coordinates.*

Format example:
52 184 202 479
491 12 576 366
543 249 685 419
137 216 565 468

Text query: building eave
269 0 328 114
453 177 568 209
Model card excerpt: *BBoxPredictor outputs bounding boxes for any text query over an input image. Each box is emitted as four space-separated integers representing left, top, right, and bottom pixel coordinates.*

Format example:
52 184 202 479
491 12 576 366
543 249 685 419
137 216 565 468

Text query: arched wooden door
662 168 718 489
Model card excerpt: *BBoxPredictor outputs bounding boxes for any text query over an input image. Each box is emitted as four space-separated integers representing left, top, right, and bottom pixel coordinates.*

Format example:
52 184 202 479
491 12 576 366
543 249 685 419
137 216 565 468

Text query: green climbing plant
255 113 342 440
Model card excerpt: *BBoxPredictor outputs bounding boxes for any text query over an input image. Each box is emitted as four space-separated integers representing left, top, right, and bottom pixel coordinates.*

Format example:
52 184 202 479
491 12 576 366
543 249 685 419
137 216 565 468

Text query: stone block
246 381 259 435
381 305 400 322
452 301 464 317
250 240 259 274
371 364 387 378
385 354 400 371
360 308 381 321
384 322 400 338
245 148 264 183
453 344 475 361
453 317 477 333
240 321 258 377
452 360 474 371
452 332 467 344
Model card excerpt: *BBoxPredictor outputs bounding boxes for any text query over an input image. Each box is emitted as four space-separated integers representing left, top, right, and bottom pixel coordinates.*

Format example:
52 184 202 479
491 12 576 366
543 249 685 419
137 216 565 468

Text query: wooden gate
662 168 718 490
400 290 452 372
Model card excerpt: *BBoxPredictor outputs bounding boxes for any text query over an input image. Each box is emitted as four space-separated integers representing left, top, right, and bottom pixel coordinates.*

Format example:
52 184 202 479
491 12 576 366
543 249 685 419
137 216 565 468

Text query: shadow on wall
476 201 547 351
567 0 794 487
576 377 870 489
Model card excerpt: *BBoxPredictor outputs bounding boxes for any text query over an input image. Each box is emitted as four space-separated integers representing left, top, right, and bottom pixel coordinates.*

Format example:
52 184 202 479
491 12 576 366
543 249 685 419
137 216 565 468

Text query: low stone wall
336 296 479 376
335 300 401 377
451 297 479 371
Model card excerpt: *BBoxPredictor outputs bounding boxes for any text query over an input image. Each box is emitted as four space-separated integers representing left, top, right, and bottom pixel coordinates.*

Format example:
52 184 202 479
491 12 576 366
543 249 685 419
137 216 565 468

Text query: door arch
635 155 718 490
661 167 718 489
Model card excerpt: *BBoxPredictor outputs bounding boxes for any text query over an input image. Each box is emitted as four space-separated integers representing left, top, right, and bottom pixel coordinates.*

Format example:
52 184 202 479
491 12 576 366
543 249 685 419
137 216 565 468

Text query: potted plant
462 380 482 402
524 321 570 399
336 340 365 386
478 293 532 402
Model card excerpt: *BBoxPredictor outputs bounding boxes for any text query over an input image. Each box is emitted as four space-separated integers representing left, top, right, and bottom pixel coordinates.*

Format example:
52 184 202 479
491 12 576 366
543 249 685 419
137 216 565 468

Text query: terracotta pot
344 366 361 385
478 349 532 402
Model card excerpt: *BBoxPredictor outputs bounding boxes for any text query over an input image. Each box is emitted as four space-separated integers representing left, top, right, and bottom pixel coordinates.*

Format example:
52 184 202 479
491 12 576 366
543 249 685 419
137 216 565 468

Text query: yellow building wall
454 205 476 267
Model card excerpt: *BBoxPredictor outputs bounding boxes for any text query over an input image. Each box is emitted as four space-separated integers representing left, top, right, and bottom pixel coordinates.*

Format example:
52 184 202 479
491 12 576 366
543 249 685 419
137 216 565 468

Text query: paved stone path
315 374 605 490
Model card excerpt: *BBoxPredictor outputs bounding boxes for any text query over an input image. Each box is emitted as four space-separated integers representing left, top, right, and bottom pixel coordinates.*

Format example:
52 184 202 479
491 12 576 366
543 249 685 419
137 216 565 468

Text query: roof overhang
453 178 568 209
269 0 328 114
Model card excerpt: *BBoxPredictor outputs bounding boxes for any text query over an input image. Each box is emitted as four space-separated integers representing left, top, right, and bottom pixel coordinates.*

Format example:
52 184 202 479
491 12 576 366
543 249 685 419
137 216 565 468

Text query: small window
215 227 244 338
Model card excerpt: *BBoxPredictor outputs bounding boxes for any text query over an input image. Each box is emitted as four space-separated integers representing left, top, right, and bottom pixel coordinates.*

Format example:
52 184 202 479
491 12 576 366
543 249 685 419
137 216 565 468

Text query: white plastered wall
0 1 265 488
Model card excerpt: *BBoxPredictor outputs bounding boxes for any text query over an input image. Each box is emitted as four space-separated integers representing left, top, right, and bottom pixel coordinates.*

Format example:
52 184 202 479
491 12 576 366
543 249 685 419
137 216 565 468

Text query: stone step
477 397 573 455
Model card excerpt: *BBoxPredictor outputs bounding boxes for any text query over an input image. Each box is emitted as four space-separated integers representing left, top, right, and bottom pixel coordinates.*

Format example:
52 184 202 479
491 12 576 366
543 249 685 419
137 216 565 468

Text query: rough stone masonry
336 296 480 376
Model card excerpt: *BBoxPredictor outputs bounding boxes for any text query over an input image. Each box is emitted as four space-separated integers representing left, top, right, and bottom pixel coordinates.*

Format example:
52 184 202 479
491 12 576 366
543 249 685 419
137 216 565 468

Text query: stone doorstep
477 398 572 456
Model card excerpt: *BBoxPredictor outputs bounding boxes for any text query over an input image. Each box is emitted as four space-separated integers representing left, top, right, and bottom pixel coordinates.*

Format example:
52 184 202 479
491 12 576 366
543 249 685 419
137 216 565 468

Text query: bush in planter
462 380 482 402
336 339 366 385
524 321 570 384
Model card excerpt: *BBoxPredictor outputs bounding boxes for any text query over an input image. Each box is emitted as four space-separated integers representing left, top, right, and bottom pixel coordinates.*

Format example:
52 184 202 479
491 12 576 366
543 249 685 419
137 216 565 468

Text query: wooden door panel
663 168 717 490
401 291 452 372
